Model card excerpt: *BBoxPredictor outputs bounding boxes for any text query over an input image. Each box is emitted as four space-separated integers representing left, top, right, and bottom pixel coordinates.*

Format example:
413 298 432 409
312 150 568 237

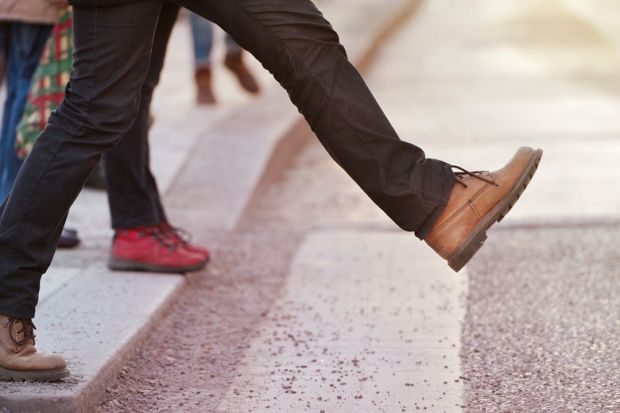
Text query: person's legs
189 12 216 104
106 1 179 231
189 12 214 68
223 32 261 95
0 0 540 334
180 0 542 271
224 33 242 56
180 0 455 236
0 23 52 202
0 1 163 321
0 23 9 92
105 1 208 273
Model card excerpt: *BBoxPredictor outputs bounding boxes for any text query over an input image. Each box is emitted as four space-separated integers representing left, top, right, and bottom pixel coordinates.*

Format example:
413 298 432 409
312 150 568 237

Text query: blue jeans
189 12 241 68
0 22 52 202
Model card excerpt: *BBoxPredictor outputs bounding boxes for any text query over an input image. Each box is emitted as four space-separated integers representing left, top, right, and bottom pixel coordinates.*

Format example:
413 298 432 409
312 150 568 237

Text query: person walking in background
190 12 260 104
0 0 80 249
0 0 541 382
0 1 57 202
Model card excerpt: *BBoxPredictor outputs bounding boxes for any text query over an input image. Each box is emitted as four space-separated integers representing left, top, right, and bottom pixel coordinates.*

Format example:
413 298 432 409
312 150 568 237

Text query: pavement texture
464 225 620 412
214 232 465 412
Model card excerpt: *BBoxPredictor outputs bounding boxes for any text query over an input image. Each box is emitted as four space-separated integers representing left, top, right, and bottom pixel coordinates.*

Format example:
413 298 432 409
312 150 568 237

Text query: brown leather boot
224 51 260 95
195 66 217 105
425 147 543 272
0 315 69 382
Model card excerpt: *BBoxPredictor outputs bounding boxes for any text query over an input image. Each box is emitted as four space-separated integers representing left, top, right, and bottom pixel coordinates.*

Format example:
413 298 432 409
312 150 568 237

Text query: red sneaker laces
138 227 178 251
162 226 192 247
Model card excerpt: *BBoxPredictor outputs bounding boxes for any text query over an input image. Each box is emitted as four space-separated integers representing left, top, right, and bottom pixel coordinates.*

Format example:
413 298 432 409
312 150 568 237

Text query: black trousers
0 0 454 319
105 1 178 230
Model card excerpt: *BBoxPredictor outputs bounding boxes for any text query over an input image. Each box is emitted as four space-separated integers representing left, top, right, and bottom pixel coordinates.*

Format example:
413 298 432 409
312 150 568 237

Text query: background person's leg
223 32 261 95
105 3 209 274
0 1 162 320
0 23 52 202
189 12 214 68
224 33 242 56
0 23 8 89
105 1 180 230
180 0 455 236
189 12 216 104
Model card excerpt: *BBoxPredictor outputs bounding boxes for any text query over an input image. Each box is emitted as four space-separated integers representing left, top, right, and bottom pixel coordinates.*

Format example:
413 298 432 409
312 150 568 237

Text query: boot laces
5 318 36 346
451 165 499 189
138 228 177 252
162 226 193 248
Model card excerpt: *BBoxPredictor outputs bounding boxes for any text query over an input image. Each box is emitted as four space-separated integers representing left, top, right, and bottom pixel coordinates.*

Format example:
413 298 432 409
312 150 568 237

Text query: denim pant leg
105 1 179 230
224 34 242 56
191 12 241 61
0 23 8 89
189 12 214 68
180 0 455 235
0 23 52 202
0 2 162 319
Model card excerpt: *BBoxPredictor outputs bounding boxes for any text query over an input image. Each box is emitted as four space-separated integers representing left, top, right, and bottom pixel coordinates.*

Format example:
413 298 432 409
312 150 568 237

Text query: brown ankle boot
425 147 543 272
195 66 216 105
224 52 260 95
0 315 69 382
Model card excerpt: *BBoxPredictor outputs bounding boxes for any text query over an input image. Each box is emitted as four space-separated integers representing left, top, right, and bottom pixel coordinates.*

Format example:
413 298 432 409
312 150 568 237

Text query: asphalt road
464 225 620 412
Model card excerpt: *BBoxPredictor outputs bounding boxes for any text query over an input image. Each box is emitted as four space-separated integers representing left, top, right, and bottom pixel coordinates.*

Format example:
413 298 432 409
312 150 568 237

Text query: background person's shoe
108 227 207 274
58 227 80 249
0 315 69 382
159 223 210 262
224 51 260 95
425 147 543 272
195 66 217 105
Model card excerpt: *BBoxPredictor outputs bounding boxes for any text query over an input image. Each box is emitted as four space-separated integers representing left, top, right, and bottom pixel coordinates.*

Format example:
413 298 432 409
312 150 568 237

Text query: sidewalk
0 1 419 412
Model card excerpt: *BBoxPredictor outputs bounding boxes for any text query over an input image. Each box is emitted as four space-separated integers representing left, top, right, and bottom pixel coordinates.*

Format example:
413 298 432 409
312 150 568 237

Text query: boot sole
108 257 207 274
447 149 543 272
0 366 70 382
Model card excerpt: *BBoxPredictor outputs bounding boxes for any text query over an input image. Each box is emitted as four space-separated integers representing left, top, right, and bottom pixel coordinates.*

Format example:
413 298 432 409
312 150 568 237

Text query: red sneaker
108 227 207 273
159 223 211 263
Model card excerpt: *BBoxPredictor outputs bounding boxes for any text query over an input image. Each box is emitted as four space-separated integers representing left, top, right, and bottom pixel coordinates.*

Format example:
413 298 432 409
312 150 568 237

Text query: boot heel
448 231 488 272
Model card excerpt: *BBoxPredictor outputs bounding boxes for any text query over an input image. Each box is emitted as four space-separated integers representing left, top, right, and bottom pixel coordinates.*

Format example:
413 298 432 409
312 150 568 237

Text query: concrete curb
0 269 185 413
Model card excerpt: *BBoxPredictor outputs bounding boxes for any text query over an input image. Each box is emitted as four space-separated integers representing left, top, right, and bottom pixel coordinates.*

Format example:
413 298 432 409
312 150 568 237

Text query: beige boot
425 147 543 272
0 315 69 382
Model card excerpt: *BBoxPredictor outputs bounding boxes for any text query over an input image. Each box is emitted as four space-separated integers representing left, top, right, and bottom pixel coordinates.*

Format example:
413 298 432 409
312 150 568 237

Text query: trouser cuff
0 305 35 320
415 165 455 240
